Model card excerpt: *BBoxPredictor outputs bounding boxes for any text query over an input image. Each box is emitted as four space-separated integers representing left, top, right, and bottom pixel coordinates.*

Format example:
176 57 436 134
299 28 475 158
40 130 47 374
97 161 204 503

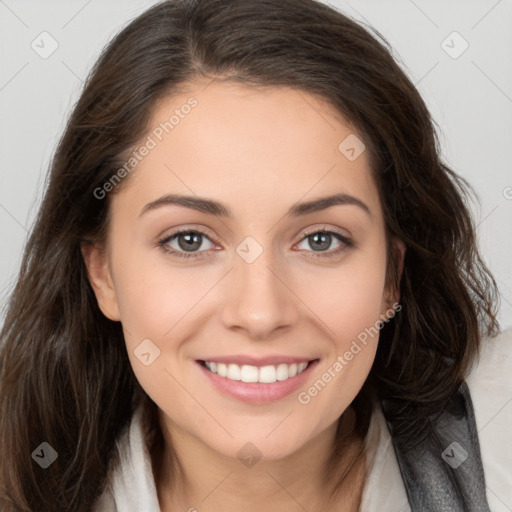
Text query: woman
0 0 509 510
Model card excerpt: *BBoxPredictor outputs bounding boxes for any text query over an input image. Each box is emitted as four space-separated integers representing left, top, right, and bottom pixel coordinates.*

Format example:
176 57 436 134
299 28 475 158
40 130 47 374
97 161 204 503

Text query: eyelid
298 224 351 242
156 223 218 242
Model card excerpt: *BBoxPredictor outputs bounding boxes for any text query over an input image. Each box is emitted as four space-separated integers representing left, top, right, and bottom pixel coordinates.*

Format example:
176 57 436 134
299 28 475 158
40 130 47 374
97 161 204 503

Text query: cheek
109 232 219 339
295 238 388 341
108 240 224 404
292 240 387 413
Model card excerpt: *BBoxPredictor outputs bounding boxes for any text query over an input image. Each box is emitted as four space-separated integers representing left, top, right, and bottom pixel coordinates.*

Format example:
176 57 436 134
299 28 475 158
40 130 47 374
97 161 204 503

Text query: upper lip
198 355 318 367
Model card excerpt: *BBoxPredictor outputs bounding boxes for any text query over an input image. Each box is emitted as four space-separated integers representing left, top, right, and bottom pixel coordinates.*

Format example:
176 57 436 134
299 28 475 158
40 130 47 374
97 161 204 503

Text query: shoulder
465 327 512 510
91 404 161 511
466 327 512 415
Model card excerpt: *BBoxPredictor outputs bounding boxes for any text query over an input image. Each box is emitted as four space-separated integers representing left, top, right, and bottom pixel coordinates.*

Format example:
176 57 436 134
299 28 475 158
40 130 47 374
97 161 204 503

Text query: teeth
240 365 259 383
204 360 310 383
217 363 227 377
227 364 241 380
259 365 277 383
276 363 289 381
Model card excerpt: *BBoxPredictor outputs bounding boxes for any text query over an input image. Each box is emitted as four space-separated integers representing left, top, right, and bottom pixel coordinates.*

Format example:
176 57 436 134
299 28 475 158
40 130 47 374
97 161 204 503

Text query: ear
381 237 406 316
81 241 121 321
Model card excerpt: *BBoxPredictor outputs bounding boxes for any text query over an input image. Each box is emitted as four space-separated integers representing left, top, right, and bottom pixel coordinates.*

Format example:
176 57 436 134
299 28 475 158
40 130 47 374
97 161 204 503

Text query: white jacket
93 328 512 511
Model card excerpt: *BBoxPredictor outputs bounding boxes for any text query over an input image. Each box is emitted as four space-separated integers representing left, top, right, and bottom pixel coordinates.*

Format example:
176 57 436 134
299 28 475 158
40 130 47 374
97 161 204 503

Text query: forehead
113 80 381 222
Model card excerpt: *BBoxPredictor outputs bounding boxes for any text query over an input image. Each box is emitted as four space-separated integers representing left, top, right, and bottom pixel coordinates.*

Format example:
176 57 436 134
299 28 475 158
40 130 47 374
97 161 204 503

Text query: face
83 80 403 462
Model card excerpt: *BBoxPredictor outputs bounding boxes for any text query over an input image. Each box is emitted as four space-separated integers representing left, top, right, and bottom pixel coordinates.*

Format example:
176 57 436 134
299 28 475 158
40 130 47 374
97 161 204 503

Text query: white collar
95 399 408 511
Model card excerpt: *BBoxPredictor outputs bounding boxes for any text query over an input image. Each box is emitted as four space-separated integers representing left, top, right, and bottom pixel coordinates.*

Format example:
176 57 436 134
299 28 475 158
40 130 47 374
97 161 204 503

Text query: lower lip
197 360 319 404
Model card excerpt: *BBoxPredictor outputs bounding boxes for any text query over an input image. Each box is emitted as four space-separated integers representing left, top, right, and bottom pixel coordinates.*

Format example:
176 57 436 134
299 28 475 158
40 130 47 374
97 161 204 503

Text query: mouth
196 358 320 404
199 359 315 383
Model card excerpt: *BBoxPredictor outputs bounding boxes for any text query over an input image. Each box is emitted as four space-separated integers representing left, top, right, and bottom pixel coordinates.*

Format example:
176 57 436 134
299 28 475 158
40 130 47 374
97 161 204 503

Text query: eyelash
156 227 354 260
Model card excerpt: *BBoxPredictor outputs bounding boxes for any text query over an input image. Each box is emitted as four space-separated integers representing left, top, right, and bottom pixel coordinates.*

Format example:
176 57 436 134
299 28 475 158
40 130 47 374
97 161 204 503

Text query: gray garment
388 381 490 511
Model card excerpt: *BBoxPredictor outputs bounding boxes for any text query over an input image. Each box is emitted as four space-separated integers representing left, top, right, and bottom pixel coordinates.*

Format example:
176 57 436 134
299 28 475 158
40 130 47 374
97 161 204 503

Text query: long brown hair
0 0 500 510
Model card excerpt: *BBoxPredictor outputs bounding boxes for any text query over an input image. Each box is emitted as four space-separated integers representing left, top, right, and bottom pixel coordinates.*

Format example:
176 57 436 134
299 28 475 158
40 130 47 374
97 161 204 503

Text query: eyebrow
139 192 371 218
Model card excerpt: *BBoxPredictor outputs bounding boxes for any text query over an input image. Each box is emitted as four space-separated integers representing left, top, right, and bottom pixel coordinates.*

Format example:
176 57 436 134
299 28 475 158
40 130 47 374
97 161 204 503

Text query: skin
82 79 405 511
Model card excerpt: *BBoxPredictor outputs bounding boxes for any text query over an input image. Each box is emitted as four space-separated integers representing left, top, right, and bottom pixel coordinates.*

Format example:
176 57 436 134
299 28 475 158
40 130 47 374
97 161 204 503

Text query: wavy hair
0 0 500 510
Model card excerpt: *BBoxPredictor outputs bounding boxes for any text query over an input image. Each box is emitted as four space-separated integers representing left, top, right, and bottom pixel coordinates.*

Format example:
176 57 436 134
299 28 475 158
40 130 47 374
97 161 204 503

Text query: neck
152 406 368 512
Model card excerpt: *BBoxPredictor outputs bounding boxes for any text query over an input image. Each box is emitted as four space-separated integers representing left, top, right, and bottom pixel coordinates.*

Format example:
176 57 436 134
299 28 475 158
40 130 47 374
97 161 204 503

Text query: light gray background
1 0 511 331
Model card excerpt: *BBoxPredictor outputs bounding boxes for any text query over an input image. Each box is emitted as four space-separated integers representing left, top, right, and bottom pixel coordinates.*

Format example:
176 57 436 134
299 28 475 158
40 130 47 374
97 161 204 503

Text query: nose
220 245 301 341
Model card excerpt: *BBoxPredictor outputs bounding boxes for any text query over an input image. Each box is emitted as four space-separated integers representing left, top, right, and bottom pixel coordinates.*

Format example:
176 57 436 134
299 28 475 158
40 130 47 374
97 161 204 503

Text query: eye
295 227 354 259
157 229 217 259
157 226 354 260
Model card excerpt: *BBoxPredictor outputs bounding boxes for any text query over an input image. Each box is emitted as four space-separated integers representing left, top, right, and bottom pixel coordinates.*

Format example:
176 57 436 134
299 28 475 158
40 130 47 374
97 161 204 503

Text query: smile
202 361 310 383
197 358 320 404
